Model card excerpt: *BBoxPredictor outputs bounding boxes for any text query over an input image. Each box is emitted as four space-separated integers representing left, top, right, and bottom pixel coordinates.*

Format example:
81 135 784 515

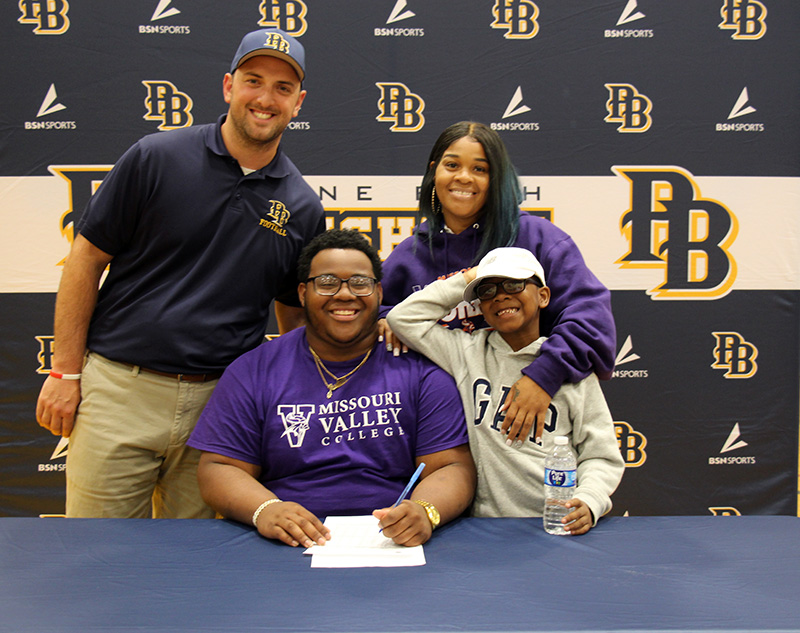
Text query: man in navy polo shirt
35 28 326 519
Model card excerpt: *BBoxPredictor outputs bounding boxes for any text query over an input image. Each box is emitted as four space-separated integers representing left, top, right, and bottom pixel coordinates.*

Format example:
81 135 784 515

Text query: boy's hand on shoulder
500 376 551 446
562 499 593 535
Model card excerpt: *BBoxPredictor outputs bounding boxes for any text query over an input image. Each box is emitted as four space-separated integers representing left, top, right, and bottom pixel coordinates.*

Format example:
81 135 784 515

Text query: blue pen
379 462 425 532
392 462 425 507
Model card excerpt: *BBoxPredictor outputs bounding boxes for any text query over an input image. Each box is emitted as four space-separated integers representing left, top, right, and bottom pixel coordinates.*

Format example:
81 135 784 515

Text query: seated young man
387 247 623 535
188 229 476 548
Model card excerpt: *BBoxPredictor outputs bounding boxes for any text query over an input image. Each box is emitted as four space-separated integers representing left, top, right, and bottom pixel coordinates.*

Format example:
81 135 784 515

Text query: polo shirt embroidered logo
258 200 290 236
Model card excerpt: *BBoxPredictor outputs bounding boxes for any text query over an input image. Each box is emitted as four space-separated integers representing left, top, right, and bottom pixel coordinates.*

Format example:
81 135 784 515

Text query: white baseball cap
463 247 546 301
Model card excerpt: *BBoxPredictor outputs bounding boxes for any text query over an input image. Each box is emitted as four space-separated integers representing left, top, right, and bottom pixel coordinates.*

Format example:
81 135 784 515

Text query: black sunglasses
475 277 541 301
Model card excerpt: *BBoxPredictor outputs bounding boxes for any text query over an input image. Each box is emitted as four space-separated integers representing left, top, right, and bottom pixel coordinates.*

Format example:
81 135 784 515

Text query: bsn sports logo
491 87 539 132
491 0 539 39
38 437 68 473
18 0 70 34
711 332 758 378
613 335 648 378
716 87 764 132
617 0 644 25
605 0 653 38
142 81 193 130
139 1 190 35
709 423 756 465
375 0 424 37
614 166 738 300
614 421 647 467
25 84 76 131
604 84 652 132
719 0 767 40
259 0 308 36
387 0 414 24
376 83 425 132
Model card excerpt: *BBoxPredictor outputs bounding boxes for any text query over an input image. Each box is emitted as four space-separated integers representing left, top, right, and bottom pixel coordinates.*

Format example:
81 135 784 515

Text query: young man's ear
538 286 551 308
298 281 306 307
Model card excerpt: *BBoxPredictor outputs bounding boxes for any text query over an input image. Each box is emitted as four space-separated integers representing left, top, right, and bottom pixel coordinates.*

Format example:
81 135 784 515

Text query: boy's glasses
306 274 378 296
475 278 540 301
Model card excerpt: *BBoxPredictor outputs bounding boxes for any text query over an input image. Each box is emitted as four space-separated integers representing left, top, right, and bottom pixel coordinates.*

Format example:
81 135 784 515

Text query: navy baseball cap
230 28 306 81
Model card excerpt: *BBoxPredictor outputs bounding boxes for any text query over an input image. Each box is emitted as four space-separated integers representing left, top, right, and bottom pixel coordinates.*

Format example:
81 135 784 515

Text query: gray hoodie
387 273 624 522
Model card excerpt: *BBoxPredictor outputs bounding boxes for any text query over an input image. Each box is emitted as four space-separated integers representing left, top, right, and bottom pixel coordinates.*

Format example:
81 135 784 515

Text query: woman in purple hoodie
381 121 615 448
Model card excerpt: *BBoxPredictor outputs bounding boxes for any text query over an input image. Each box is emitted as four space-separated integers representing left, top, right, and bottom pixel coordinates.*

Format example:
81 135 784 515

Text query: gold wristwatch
413 499 441 530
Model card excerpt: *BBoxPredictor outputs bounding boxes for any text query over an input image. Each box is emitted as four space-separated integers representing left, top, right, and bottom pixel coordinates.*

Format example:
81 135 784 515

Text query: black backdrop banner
1 0 798 517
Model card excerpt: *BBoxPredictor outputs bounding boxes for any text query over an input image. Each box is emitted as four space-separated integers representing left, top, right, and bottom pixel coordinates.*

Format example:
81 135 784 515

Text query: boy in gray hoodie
387 247 623 534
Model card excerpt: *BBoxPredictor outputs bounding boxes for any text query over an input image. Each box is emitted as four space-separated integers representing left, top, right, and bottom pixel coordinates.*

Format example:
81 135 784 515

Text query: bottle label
544 468 576 487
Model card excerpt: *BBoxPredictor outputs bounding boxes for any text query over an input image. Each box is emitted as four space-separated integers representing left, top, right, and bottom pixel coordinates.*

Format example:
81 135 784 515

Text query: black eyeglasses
475 278 540 301
306 274 378 296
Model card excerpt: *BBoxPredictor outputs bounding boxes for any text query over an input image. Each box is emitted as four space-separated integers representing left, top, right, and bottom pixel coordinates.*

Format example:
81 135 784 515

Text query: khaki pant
66 352 217 519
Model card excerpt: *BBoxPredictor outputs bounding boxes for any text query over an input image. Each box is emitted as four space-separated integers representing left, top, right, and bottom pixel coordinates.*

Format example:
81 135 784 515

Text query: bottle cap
554 436 568 445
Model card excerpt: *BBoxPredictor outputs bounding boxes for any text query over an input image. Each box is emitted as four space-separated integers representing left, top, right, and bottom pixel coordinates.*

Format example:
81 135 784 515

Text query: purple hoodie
381 211 616 396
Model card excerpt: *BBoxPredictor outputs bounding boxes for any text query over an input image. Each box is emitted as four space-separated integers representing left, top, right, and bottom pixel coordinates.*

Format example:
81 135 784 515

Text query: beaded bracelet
252 498 282 528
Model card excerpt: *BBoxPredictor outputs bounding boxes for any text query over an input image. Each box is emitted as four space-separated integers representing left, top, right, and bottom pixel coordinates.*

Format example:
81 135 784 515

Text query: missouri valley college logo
259 201 291 236
719 0 767 40
711 332 758 378
142 81 193 130
278 405 314 448
491 0 540 39
18 0 70 34
376 83 425 132
605 84 652 132
614 421 647 467
614 166 738 300
259 0 308 36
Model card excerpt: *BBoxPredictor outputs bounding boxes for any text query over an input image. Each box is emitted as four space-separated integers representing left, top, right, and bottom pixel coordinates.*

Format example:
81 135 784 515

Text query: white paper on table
303 515 426 568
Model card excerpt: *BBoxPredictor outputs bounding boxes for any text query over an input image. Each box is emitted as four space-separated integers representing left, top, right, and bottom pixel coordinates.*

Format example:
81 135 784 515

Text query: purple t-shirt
188 328 468 517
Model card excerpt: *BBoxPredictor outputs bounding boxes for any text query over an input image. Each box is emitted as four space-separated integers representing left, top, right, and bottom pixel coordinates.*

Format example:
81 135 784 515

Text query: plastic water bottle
543 436 577 535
